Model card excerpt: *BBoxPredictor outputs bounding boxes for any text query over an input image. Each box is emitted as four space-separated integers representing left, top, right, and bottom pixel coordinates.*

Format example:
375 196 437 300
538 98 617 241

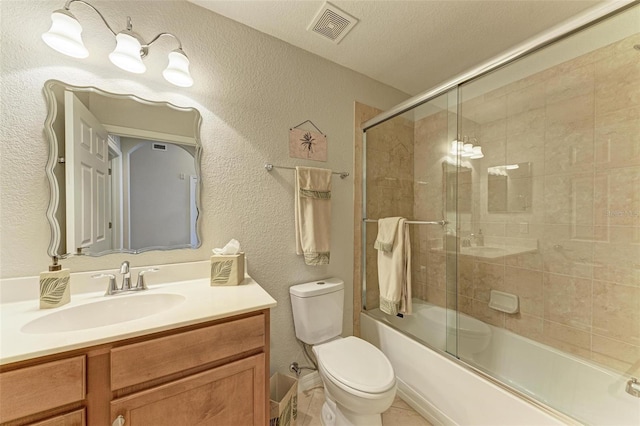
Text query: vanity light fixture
450 136 484 159
42 0 194 87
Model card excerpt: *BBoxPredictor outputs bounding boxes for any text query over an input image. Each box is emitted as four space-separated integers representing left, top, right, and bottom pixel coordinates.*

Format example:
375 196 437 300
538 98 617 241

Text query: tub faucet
120 261 131 290
470 230 484 247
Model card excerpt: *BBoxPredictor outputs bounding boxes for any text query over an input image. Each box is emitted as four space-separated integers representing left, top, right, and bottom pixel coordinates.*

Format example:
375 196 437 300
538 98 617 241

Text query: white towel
374 217 401 252
376 218 412 315
295 166 332 265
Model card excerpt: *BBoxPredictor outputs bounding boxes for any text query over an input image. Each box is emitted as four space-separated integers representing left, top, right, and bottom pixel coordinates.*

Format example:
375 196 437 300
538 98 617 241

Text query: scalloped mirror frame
43 79 203 257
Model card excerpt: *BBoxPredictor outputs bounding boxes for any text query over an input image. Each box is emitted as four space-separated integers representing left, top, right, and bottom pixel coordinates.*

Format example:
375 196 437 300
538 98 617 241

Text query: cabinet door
0 356 85 423
111 314 265 390
29 409 85 426
110 354 265 426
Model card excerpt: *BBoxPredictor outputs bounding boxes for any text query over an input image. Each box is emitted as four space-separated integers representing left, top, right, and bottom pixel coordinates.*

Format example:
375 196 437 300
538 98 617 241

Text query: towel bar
264 163 349 179
363 218 448 226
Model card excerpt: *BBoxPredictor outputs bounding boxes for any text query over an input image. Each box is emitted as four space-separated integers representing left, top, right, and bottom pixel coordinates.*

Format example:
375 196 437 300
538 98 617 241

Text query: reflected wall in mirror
487 162 532 213
44 80 203 257
443 161 471 213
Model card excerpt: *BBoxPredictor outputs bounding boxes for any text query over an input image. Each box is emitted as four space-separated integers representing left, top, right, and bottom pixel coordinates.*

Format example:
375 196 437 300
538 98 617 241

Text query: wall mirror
443 162 471 213
44 80 202 257
487 162 532 213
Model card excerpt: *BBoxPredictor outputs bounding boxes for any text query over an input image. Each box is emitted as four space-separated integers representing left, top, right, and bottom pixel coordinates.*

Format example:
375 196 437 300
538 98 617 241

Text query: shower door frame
361 1 637 133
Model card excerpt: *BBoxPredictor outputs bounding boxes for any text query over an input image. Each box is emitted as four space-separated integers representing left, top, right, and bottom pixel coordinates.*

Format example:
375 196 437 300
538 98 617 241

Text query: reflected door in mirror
65 91 111 254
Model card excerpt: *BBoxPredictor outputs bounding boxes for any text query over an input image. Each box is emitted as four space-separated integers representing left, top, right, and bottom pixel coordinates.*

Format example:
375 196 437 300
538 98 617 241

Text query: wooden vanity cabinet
110 354 265 425
29 410 85 426
0 356 86 425
0 309 270 426
107 311 269 426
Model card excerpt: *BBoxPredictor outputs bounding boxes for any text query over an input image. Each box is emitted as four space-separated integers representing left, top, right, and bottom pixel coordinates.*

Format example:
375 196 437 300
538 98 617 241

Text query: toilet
290 278 396 426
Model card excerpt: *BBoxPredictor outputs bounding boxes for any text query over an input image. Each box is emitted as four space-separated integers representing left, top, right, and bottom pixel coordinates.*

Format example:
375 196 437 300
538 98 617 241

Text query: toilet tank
289 278 344 345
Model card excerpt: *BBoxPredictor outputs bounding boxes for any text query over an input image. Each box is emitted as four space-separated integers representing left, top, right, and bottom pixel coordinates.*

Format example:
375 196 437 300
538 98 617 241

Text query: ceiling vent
308 2 358 44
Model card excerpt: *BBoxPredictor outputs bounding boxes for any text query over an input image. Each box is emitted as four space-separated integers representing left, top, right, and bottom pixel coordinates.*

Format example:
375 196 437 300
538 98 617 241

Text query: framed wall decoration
289 120 327 162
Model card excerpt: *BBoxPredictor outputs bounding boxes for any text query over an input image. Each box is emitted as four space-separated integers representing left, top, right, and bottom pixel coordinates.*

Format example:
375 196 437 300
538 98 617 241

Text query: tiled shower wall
412 33 640 375
411 108 450 304
364 117 414 310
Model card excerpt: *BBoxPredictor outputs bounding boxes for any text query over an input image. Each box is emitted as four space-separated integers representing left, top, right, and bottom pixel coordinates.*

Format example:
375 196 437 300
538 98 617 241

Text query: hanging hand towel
375 217 401 253
295 166 332 265
376 218 412 315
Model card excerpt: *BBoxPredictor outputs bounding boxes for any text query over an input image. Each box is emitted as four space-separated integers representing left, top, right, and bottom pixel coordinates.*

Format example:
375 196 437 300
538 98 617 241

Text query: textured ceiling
189 0 602 95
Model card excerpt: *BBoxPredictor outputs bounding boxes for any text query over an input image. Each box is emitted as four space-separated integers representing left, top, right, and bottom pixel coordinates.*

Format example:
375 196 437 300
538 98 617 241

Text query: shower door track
361 0 638 132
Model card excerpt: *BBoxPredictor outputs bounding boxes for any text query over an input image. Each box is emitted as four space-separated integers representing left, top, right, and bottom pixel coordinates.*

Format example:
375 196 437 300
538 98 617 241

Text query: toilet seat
316 336 395 394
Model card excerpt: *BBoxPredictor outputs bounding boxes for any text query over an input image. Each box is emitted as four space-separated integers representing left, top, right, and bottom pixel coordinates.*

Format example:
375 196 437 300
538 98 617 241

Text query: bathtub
362 300 640 425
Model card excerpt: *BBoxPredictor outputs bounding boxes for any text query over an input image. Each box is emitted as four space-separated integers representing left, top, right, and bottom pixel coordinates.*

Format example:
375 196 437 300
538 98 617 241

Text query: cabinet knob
112 415 125 426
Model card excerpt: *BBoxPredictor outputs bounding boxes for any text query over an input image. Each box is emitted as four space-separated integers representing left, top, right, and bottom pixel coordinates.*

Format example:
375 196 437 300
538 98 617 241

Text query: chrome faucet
93 273 119 296
135 268 158 291
92 262 157 295
120 261 131 290
470 230 484 247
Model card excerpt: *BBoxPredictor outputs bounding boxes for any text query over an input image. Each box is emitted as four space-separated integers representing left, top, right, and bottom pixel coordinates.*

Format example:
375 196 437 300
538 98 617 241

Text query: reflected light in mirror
450 138 483 159
470 146 484 159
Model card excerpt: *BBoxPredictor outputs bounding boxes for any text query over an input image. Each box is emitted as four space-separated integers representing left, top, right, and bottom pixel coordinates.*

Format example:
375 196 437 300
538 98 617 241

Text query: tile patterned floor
296 385 433 426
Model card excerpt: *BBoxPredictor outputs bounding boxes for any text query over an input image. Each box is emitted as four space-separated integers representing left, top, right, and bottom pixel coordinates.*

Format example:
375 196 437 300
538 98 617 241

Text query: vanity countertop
0 272 277 365
429 236 539 260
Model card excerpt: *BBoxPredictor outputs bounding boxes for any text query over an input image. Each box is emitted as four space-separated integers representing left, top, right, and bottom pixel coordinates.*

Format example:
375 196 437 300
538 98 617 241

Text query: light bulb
109 32 146 74
450 141 459 155
461 143 474 157
163 49 194 87
42 9 88 58
450 141 464 155
470 146 484 159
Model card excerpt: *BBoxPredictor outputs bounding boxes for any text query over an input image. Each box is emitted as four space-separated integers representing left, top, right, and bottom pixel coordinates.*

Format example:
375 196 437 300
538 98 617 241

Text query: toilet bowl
289 279 397 426
313 336 396 426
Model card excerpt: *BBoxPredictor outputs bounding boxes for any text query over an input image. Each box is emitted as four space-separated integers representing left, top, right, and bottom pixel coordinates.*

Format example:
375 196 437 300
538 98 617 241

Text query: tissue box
210 252 245 286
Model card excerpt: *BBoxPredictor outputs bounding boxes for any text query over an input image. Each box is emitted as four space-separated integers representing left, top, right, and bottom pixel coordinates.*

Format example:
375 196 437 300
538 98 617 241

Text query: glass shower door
362 88 461 359
455 4 640 423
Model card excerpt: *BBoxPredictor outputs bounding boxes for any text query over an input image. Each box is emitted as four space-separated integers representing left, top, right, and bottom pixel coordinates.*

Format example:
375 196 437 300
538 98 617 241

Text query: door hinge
108 168 112 176
109 222 112 229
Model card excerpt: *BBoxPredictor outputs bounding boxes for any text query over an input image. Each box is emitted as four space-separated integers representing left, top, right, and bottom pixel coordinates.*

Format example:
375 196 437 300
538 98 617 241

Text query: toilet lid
317 337 395 394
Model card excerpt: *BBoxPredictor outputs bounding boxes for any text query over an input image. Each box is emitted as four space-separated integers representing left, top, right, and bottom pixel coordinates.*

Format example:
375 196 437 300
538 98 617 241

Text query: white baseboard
396 377 456 426
298 371 323 392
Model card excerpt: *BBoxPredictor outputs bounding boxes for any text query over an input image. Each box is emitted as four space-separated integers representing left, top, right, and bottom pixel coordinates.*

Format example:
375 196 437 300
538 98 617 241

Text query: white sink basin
21 293 186 334
464 246 506 254
459 246 509 259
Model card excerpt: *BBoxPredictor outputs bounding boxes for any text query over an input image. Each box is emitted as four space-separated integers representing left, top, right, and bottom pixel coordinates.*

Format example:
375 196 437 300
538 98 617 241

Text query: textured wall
0 0 408 375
